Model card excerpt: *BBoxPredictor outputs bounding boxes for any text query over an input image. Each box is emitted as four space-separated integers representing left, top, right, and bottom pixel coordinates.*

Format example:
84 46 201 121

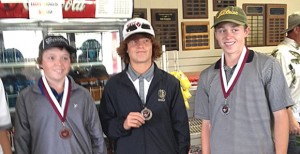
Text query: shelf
0 62 37 68
0 61 104 69
0 18 127 31
71 62 103 67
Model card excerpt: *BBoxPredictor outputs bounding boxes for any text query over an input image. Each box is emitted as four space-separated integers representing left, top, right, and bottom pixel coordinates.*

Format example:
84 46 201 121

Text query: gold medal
141 107 152 121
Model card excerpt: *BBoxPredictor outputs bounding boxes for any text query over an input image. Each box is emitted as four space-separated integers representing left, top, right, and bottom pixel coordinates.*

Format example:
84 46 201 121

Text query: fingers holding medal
123 109 152 130
124 112 145 130
141 107 152 121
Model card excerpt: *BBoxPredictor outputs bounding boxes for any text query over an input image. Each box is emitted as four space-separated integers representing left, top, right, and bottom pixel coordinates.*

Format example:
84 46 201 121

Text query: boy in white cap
99 18 190 154
272 12 300 154
195 6 293 154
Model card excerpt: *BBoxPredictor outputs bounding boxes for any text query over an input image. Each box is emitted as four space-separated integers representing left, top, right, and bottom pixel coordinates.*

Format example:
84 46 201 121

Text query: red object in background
188 76 199 86
188 76 199 82
63 0 96 18
0 0 96 18
0 3 29 18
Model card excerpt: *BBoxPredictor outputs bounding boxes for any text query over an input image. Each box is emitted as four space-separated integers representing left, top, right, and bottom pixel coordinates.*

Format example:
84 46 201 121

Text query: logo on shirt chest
158 89 166 102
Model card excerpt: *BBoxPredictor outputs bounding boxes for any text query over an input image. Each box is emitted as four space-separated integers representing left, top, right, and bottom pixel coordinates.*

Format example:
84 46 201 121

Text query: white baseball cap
122 18 155 40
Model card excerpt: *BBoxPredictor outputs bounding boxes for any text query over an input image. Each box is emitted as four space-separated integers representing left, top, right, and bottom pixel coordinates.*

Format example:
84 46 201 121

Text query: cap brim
65 46 77 54
42 44 76 54
280 26 296 34
211 19 246 29
282 19 300 34
124 31 155 40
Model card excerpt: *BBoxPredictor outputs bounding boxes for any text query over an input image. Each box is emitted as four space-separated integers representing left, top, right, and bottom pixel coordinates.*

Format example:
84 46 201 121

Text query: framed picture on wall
265 4 286 46
181 21 210 50
243 4 265 47
133 8 147 19
213 0 236 11
151 9 179 51
182 0 208 19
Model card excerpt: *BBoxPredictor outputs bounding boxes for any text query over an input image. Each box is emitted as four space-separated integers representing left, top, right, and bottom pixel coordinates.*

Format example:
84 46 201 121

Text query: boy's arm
0 130 12 154
273 108 289 154
201 119 211 154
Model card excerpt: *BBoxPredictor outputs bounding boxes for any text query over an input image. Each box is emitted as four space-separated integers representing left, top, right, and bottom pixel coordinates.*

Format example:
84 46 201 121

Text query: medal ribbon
220 47 249 99
40 76 71 122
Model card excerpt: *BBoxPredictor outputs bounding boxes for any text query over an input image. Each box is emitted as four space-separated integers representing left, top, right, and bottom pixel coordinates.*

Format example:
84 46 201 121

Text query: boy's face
126 34 153 66
215 22 250 55
40 47 71 83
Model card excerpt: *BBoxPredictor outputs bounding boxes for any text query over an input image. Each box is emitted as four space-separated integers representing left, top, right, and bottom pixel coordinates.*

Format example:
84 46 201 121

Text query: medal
221 99 230 115
221 104 230 114
60 127 72 139
141 107 152 121
59 122 71 139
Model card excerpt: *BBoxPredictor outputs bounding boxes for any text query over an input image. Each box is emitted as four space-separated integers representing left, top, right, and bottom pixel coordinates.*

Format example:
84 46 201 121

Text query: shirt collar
285 37 300 50
127 64 154 81
215 49 254 69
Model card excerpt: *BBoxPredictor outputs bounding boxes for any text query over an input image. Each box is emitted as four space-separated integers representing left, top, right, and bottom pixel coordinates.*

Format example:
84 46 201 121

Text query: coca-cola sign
0 0 96 18
63 0 96 18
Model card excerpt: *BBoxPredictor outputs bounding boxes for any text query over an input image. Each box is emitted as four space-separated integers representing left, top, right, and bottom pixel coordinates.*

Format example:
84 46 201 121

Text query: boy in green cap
195 6 293 154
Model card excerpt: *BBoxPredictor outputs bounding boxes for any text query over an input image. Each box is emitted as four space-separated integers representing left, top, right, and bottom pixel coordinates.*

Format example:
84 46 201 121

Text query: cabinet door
1 30 43 108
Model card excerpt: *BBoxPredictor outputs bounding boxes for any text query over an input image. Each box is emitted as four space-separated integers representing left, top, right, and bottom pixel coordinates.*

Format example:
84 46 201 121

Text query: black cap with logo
39 35 76 54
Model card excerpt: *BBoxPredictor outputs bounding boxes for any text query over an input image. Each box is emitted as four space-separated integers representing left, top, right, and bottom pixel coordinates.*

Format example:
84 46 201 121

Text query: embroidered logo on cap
216 9 238 18
45 37 69 46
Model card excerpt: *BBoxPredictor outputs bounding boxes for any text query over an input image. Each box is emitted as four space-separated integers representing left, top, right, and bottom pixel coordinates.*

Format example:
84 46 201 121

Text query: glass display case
0 19 127 111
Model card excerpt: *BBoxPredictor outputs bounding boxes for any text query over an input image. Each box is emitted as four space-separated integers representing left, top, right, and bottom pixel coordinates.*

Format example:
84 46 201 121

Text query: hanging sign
28 0 63 20
0 0 133 18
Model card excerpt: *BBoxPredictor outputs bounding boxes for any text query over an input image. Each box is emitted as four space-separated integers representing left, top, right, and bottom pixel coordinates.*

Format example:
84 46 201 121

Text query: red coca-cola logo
64 0 87 12
63 0 95 18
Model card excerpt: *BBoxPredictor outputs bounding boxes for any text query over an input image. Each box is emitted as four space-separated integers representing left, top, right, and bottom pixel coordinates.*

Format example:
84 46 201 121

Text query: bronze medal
141 107 153 121
59 127 72 139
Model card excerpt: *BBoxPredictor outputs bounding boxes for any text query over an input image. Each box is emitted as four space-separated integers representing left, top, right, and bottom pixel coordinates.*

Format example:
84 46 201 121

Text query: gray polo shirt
195 50 293 154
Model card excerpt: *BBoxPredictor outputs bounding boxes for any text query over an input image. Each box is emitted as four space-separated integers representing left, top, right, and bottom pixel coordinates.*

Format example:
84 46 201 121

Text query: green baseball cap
212 6 248 28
